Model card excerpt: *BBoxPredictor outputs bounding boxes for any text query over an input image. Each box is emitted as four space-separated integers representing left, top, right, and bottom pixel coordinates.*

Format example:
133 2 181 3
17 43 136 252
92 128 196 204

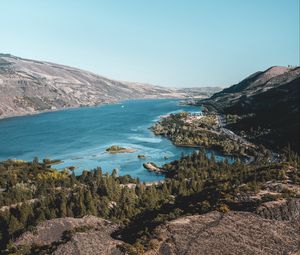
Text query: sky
0 0 299 87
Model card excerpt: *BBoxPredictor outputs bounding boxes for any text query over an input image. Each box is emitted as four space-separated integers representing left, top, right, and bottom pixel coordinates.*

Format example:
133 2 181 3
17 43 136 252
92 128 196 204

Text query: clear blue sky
0 0 299 87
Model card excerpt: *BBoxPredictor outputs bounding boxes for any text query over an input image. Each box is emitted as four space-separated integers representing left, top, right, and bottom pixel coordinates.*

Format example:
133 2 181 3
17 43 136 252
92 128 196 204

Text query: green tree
84 190 97 215
8 215 23 237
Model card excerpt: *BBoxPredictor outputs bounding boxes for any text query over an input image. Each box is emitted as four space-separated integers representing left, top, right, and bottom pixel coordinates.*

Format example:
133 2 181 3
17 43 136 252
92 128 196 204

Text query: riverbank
0 97 187 121
0 99 121 121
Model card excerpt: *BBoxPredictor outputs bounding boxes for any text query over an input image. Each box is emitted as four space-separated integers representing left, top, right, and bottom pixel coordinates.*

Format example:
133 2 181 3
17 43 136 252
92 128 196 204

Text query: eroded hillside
0 54 184 118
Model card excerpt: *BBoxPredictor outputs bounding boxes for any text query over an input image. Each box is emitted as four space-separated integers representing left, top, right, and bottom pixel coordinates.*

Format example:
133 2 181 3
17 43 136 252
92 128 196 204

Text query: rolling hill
0 54 190 119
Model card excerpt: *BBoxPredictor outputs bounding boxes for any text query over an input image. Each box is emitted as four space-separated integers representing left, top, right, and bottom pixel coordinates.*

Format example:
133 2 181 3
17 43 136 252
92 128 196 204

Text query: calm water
0 99 228 181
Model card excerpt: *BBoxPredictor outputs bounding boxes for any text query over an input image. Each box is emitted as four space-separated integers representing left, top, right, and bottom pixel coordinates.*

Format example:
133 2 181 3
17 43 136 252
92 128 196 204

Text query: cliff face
0 54 184 119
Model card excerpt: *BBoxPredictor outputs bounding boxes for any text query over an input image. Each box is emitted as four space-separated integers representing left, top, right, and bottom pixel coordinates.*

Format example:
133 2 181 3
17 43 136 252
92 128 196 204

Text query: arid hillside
14 204 300 255
0 54 193 119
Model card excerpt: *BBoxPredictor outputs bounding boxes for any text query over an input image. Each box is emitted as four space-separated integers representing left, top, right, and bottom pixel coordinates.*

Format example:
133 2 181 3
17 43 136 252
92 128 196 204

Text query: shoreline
0 102 116 121
168 140 241 160
0 97 189 121
151 108 259 161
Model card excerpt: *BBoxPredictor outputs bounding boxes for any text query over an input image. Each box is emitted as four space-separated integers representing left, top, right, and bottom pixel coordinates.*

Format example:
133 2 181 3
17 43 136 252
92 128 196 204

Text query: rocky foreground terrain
14 199 300 255
148 210 299 255
0 54 221 119
15 216 123 255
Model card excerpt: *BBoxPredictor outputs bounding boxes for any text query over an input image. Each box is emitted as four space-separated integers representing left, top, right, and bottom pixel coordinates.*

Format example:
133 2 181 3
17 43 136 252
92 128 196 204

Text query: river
0 99 229 181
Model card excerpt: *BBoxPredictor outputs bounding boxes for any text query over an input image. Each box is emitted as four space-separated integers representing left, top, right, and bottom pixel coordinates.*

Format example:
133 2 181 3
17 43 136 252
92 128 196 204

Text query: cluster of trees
0 147 299 254
152 113 258 157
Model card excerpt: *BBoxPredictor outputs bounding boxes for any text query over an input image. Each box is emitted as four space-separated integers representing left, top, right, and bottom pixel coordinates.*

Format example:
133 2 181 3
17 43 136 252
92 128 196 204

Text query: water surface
0 99 226 181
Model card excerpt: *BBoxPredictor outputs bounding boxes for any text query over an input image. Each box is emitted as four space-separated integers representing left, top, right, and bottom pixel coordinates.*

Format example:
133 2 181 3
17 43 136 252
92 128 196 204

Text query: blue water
0 99 228 181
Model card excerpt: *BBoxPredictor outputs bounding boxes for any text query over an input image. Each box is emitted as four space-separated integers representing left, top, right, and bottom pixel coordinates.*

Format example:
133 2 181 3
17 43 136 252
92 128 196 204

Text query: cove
0 99 229 182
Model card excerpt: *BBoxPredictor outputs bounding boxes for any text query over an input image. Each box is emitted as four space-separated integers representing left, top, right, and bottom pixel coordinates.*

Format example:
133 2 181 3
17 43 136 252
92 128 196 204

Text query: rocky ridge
210 66 300 107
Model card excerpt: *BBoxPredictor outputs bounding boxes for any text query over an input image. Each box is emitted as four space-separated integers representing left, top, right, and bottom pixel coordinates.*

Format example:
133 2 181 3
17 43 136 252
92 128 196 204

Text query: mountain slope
206 66 300 110
0 54 183 118
201 66 300 152
213 66 290 96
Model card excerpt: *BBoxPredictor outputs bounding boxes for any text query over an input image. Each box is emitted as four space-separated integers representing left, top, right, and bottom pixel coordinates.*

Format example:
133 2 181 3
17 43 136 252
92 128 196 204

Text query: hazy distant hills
201 65 300 152
0 54 220 119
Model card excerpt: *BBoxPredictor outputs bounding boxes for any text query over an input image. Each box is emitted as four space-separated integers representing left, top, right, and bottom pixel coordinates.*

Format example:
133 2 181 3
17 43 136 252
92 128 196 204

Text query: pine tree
8 215 22 237
17 203 33 227
84 190 97 215
59 195 67 217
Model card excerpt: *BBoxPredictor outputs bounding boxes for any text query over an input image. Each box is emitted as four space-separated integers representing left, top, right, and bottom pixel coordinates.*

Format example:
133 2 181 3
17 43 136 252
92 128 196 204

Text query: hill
0 54 188 119
200 66 300 152
209 66 299 107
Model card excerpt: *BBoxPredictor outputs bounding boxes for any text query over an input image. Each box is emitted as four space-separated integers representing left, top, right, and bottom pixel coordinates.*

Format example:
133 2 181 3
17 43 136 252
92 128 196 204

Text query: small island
106 145 136 154
143 162 165 174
